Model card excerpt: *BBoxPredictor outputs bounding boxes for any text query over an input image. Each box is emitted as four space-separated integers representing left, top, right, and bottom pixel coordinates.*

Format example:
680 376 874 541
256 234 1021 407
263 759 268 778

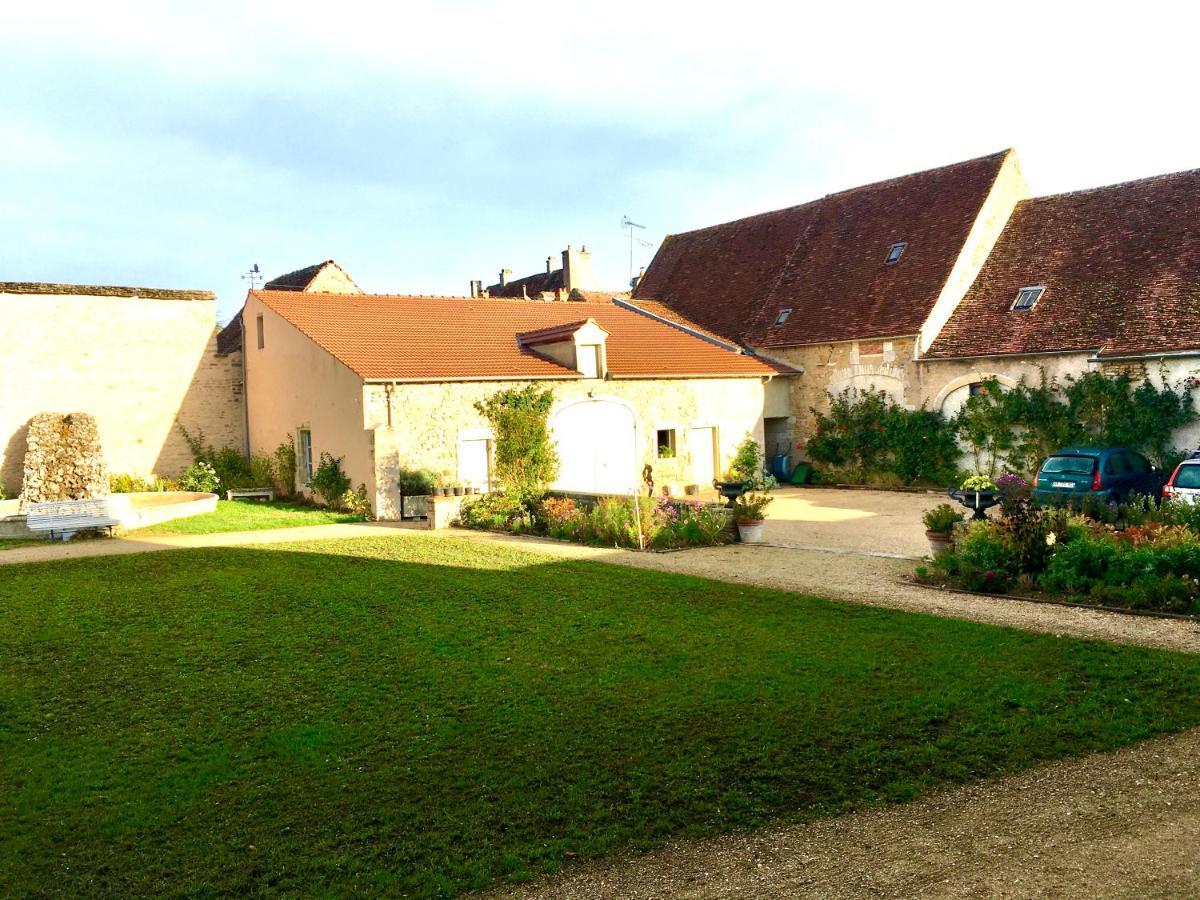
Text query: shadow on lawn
5 538 1200 897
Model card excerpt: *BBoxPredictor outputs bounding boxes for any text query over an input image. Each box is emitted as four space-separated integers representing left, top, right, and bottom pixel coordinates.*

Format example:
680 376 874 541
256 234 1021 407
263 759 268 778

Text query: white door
551 400 637 494
458 439 491 491
690 427 716 485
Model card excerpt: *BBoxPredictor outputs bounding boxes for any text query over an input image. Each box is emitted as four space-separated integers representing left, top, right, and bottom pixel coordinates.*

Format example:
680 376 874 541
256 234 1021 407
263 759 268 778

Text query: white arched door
551 399 638 494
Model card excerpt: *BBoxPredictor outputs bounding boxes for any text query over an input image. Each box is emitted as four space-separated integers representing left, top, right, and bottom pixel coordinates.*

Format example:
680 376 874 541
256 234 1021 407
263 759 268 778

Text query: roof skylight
1011 285 1045 311
774 308 792 326
885 242 906 264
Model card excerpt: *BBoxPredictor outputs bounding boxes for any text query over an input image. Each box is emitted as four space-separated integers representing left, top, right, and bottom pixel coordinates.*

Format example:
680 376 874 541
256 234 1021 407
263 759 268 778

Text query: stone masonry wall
365 377 767 519
762 336 920 451
0 291 245 495
20 412 108 504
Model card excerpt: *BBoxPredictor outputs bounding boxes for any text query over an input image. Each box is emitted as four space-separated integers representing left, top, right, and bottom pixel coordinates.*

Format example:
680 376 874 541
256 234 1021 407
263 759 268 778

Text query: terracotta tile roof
633 201 822 343
487 268 564 297
926 168 1200 359
264 261 335 291
618 298 742 349
516 320 603 346
216 315 242 354
634 151 1012 347
253 290 780 381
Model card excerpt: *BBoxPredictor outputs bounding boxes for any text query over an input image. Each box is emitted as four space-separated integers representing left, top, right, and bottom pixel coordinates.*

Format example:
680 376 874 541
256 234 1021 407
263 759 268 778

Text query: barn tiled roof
264 261 334 291
926 168 1200 359
487 268 565 297
634 151 1012 347
254 291 781 381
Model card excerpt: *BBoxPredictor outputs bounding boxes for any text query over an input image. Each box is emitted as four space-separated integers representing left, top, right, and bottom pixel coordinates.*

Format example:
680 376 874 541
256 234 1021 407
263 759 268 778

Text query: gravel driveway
496 726 1200 899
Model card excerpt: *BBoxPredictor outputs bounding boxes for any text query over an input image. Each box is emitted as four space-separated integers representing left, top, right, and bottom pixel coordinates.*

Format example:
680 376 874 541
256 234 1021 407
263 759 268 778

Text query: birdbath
714 479 752 542
947 487 1003 521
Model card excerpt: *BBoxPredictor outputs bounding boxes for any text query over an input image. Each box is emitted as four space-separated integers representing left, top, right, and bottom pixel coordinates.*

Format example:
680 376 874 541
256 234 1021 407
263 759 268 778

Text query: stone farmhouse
237 288 786 517
631 149 1200 455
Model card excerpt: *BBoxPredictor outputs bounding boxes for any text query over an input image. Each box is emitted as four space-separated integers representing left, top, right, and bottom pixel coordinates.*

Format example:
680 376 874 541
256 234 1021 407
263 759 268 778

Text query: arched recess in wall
934 372 1020 420
826 363 908 404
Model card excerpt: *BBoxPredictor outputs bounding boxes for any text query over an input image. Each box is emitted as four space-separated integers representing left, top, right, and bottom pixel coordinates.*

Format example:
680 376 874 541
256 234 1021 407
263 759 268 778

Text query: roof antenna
622 216 646 285
241 263 263 290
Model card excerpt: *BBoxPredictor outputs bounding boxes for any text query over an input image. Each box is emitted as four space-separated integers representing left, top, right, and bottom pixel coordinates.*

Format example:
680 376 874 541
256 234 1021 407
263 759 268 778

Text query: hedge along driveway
4 535 1200 896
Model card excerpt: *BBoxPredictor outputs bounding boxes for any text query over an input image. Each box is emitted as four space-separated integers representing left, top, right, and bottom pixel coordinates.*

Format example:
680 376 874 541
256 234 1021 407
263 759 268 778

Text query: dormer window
578 344 602 378
774 308 792 326
1011 285 1044 311
885 242 906 264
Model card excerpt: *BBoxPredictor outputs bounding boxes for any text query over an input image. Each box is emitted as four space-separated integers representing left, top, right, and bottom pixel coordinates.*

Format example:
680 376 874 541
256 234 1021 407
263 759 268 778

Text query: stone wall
0 289 245 495
20 412 108 504
762 336 920 448
366 377 768 519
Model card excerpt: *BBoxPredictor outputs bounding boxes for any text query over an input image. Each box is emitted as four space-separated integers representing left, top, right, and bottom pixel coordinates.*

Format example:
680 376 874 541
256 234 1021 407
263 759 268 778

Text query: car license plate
1051 481 1074 489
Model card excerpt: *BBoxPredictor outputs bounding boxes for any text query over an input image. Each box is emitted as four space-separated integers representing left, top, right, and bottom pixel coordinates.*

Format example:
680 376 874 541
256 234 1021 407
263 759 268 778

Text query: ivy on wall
474 386 559 506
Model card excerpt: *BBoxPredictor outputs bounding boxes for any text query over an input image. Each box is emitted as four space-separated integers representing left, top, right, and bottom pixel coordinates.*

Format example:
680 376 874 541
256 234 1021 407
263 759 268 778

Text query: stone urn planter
948 487 1002 521
925 530 953 556
737 520 765 543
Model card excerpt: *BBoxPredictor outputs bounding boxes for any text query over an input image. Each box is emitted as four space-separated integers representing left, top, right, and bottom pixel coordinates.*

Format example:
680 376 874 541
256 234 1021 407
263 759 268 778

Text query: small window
968 382 987 397
297 429 314 484
774 308 792 326
885 242 906 264
1011 285 1044 310
657 429 677 459
256 314 265 349
578 344 602 378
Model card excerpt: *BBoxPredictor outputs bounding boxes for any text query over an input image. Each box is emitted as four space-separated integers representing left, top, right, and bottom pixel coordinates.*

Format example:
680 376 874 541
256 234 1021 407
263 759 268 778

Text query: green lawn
128 499 363 535
3 536 1200 896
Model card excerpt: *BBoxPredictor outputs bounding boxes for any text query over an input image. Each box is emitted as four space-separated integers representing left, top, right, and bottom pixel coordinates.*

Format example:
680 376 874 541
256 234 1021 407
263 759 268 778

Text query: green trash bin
790 462 812 485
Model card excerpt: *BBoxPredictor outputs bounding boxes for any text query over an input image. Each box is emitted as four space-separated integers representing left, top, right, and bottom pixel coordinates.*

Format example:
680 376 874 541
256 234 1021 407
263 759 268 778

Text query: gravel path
495 726 1200 899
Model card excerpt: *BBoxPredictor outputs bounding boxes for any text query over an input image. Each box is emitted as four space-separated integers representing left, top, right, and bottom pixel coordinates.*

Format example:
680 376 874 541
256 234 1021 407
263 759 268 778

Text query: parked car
1162 451 1200 505
1031 446 1164 508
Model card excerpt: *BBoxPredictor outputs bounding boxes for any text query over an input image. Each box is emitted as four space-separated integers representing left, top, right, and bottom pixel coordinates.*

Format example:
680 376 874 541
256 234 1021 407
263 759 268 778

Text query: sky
3 1 1198 324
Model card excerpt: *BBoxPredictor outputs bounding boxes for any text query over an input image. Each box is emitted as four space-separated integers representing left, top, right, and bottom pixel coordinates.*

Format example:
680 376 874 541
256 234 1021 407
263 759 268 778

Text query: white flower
1045 532 1057 547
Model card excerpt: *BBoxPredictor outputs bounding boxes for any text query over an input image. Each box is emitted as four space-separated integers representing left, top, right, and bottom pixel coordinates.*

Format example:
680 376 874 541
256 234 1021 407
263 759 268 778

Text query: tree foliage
474 386 559 505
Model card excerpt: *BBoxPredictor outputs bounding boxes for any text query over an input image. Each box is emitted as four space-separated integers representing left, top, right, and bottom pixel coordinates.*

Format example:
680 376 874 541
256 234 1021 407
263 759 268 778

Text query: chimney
469 279 483 298
630 267 645 291
561 244 599 293
499 268 512 288
546 256 553 274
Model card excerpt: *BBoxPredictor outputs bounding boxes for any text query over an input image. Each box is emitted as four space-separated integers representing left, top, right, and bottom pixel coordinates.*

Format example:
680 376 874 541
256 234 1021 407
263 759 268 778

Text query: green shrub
650 498 729 548
733 492 773 523
474 386 558 508
339 484 372 518
459 490 535 532
275 437 297 497
397 467 436 496
922 503 964 534
807 389 958 486
724 436 777 489
309 453 351 508
109 473 178 493
180 461 221 494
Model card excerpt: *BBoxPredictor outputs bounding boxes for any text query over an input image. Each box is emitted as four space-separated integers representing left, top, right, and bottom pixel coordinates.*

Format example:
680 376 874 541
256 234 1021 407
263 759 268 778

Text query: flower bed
915 494 1200 615
458 491 731 550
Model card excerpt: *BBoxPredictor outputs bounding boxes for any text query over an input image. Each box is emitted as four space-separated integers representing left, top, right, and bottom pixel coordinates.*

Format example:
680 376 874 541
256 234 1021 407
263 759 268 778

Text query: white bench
226 488 274 502
25 498 121 541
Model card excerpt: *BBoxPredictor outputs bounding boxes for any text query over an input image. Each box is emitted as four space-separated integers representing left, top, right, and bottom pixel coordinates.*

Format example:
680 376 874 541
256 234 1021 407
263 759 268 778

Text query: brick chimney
546 256 553 274
498 268 512 288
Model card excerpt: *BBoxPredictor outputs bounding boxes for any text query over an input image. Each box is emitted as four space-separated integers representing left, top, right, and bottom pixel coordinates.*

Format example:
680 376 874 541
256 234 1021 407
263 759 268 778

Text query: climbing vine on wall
474 386 559 506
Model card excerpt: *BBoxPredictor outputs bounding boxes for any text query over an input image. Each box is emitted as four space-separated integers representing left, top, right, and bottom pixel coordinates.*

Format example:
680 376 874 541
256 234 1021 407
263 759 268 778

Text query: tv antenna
241 262 263 290
622 215 647 284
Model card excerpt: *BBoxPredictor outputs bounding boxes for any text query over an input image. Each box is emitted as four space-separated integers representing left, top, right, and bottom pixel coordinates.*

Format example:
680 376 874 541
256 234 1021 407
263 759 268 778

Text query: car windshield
1175 465 1200 489
1043 455 1095 475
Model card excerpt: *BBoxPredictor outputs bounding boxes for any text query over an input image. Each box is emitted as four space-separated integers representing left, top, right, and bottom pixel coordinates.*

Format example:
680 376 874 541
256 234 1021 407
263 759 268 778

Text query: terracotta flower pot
737 520 765 543
926 530 953 556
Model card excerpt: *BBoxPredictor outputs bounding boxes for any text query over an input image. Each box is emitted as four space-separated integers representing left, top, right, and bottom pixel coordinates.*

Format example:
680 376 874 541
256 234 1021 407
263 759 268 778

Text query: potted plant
948 473 1002 520
922 503 964 556
733 492 773 543
452 484 464 497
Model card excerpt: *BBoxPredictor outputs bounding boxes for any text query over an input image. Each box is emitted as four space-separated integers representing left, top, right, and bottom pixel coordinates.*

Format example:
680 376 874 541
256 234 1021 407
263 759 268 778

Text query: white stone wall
0 291 244 495
365 377 768 519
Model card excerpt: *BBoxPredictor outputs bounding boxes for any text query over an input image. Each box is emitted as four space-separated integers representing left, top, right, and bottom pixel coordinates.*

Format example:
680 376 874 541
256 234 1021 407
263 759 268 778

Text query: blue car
1032 446 1164 508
